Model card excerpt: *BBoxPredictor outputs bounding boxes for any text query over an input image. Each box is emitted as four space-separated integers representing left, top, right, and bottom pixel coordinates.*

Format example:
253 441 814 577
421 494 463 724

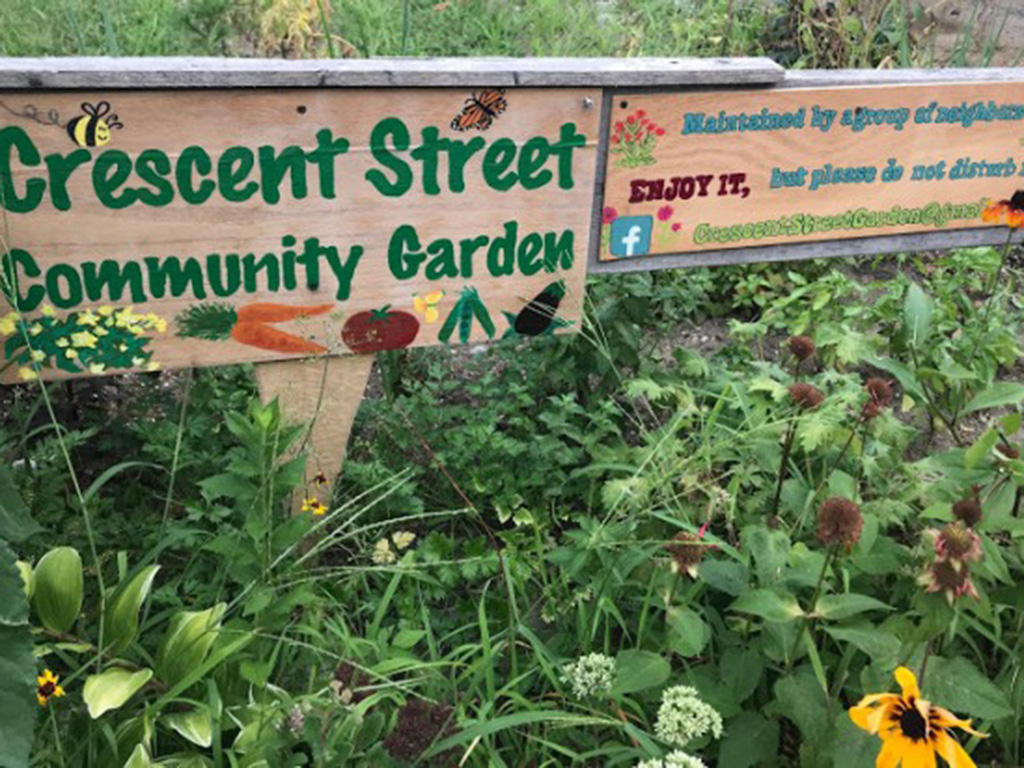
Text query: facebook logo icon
609 215 653 258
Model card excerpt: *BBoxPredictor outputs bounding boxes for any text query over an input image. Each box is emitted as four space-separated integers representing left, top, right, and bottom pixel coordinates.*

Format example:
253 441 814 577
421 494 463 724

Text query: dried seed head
996 443 1021 460
864 378 893 407
952 494 983 528
789 382 825 411
787 335 817 362
383 699 457 765
934 523 983 565
817 497 863 547
666 531 705 578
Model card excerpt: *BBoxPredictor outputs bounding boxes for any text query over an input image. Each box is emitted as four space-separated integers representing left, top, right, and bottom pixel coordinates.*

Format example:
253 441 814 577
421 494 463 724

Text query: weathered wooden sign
0 86 603 383
600 79 1024 264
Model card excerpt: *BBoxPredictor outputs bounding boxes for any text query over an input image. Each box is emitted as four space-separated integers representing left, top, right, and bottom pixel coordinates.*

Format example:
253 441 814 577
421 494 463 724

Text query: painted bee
66 101 123 148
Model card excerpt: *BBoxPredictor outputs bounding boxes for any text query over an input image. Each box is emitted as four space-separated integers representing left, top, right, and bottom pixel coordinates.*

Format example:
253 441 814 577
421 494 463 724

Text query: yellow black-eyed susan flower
850 666 986 767
301 496 328 516
313 471 329 487
37 669 65 707
982 190 1024 228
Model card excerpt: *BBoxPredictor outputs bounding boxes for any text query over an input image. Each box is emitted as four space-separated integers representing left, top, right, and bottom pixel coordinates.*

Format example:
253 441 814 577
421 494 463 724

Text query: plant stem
771 421 797 517
787 544 837 672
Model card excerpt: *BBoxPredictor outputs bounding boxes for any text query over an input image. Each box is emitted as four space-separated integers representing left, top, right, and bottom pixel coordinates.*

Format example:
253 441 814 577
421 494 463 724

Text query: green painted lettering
44 148 90 211
206 254 241 297
482 139 518 192
46 263 84 308
242 253 281 293
258 144 308 204
425 239 457 280
544 229 575 271
80 260 145 303
145 256 208 299
518 137 552 191
322 244 364 301
486 221 517 276
388 225 425 280
517 233 544 276
93 150 138 209
366 118 413 197
218 147 258 203
0 127 45 213
1 249 44 311
458 235 488 277
307 129 350 199
135 149 174 207
553 122 586 190
176 146 215 205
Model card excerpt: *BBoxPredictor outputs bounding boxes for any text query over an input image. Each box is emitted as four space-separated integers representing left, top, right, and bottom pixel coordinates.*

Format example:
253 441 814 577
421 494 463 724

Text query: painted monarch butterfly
450 89 508 132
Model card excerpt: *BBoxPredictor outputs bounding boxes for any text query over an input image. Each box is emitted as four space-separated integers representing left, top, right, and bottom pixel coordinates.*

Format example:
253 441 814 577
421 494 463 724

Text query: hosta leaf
903 283 933 347
83 667 153 719
165 706 213 748
32 547 83 633
103 565 160 655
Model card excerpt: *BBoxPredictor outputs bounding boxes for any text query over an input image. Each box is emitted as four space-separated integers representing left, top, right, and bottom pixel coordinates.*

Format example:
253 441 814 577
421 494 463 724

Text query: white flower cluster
636 752 708 768
562 652 616 699
654 685 723 748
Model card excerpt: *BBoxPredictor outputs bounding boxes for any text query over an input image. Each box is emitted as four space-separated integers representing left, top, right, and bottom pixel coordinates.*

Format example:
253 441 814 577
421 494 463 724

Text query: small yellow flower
88 363 106 374
93 327 108 337
71 331 98 349
65 349 79 360
55 338 69 348
77 310 99 326
372 538 397 565
132 357 146 367
0 311 19 335
850 666 986 768
98 305 114 316
28 324 43 336
153 318 168 333
37 669 65 707
146 361 160 372
301 497 328 516
392 531 417 551
40 305 55 317
18 367 38 381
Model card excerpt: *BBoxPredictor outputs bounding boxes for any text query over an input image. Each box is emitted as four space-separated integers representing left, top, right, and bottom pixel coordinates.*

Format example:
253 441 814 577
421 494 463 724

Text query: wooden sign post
2 58 1023 505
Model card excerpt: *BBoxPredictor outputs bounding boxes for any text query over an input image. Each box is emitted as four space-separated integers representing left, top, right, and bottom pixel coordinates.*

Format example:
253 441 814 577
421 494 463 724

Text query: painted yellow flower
28 324 43 336
71 331 98 349
55 338 69 348
0 311 19 335
850 666 986 767
93 327 109 337
146 361 160 372
37 669 65 707
18 367 38 381
66 349 79 360
88 363 106 375
40 305 55 317
77 310 99 326
301 497 328 516
153 318 168 333
98 305 114 316
30 350 45 363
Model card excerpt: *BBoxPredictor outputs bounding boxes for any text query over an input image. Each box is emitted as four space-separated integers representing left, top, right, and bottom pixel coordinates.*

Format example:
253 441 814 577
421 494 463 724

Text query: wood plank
597 80 1024 265
0 87 598 383
0 57 783 90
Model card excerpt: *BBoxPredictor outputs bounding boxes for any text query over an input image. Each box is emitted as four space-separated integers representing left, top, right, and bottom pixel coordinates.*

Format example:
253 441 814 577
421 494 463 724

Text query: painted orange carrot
175 302 332 355
229 322 328 354
236 303 334 324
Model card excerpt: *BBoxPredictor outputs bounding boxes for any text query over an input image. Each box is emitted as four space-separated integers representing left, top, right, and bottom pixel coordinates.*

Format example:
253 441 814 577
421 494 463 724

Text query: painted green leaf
32 546 84 633
814 593 891 620
0 539 35 768
83 667 153 719
103 565 160 655
730 589 804 622
610 650 670 695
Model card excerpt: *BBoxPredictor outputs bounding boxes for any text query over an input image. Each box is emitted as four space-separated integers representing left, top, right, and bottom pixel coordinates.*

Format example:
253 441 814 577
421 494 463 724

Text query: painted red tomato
342 306 420 353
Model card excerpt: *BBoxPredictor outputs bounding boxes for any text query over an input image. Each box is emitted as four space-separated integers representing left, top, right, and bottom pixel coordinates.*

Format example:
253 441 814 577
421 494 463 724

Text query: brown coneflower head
932 523 983 566
817 497 863 548
787 335 817 363
666 531 705 578
951 493 983 528
789 382 825 411
861 377 893 420
383 698 457 765
921 559 979 604
982 190 1024 228
996 443 1021 460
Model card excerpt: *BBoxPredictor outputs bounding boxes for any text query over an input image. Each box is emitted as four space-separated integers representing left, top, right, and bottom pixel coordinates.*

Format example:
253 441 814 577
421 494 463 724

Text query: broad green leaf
742 524 790 585
965 428 998 469
698 560 749 596
124 744 152 768
0 463 41 543
718 711 779 768
611 650 670 695
814 593 891 620
771 670 831 755
165 706 213 748
730 589 804 622
15 560 32 597
155 604 225 688
0 539 35 768
720 647 764 705
865 357 925 401
903 283 933 347
104 566 161 655
833 708 881 768
32 547 83 633
83 667 153 719
825 627 900 668
962 382 1024 416
666 607 709 657
927 657 1013 721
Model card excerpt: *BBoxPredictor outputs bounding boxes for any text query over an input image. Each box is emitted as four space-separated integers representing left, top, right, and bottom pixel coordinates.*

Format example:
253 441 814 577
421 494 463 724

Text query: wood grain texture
0 57 783 89
0 87 598 383
255 355 372 511
599 80 1024 263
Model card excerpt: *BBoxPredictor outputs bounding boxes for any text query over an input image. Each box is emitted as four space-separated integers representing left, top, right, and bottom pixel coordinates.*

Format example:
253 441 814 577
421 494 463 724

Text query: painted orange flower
850 666 986 767
982 190 1024 228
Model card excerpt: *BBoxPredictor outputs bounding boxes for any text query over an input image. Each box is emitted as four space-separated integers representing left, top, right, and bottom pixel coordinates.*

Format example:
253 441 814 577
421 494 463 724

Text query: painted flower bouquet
1 305 166 379
610 109 665 167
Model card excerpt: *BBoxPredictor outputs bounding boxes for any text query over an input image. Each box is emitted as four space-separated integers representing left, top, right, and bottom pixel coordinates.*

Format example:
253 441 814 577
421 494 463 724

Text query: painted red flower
602 207 618 225
657 205 673 221
627 115 636 124
637 109 646 118
656 127 666 136
611 134 620 144
615 122 624 132
671 222 681 232
625 134 634 143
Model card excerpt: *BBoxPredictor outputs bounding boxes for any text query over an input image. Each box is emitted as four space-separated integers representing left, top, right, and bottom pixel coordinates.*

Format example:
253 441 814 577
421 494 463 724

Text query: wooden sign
600 81 1024 262
0 86 600 382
